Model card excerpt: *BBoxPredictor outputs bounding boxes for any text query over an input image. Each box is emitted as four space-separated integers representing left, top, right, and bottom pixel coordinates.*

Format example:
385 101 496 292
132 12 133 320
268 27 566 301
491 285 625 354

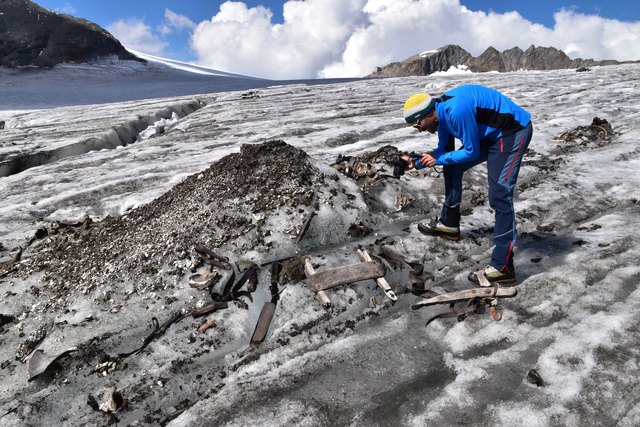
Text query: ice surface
1 62 640 426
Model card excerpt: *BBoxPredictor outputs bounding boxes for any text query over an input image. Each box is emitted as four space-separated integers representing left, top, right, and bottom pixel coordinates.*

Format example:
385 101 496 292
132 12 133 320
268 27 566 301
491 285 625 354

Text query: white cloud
107 19 168 56
55 3 77 15
190 0 368 79
322 1 640 77
163 9 196 33
551 9 640 61
187 0 640 79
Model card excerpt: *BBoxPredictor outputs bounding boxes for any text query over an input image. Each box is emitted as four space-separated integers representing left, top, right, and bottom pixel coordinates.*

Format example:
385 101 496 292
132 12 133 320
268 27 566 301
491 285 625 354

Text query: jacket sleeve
431 125 451 159
434 104 480 165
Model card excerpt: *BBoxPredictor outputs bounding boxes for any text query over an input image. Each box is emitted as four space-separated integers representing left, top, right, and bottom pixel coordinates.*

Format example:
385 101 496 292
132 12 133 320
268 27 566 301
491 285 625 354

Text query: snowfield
0 61 639 426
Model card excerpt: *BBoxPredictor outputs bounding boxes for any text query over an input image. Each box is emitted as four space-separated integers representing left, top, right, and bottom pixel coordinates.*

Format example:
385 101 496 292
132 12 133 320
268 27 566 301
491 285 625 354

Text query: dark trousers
441 122 533 271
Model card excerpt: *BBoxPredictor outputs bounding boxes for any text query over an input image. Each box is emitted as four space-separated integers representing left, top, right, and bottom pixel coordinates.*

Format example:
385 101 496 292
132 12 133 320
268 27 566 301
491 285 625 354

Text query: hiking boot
468 265 517 286
418 218 461 241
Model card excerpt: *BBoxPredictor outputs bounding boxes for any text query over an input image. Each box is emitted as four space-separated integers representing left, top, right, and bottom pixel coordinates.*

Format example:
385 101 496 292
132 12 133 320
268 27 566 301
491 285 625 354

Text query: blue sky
33 0 640 79
462 0 639 26
36 1 640 28
35 1 286 60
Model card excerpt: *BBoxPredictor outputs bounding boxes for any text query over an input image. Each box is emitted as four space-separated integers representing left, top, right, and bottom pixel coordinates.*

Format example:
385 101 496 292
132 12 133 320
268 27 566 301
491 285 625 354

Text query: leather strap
426 303 480 326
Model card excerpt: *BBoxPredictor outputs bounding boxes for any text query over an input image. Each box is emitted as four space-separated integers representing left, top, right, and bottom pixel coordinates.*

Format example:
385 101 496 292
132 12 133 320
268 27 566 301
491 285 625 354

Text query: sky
33 0 640 79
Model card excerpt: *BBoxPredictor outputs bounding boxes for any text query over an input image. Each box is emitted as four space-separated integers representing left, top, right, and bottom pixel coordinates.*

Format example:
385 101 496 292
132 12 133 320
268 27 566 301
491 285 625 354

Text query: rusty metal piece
489 306 502 321
197 319 216 333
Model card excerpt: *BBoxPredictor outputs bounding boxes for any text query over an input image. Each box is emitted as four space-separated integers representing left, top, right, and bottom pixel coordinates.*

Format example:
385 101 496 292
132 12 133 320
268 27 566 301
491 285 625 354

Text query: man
402 85 533 285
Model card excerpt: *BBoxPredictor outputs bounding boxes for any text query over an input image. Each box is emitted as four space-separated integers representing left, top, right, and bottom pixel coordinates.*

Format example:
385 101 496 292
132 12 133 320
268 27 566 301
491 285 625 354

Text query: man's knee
443 163 465 179
488 186 512 212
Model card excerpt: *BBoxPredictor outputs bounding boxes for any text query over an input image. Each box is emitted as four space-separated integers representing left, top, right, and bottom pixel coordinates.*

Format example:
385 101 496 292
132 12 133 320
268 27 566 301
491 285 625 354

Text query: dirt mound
21 141 327 311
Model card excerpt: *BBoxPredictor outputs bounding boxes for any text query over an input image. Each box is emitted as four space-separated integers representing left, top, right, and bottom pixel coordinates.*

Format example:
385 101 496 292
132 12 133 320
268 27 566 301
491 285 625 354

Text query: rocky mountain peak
0 0 141 67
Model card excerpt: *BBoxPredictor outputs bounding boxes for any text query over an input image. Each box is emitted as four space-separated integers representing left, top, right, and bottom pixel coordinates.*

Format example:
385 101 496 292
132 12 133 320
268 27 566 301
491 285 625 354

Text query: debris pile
330 145 440 215
330 145 404 179
18 140 329 313
2 140 448 425
553 117 613 153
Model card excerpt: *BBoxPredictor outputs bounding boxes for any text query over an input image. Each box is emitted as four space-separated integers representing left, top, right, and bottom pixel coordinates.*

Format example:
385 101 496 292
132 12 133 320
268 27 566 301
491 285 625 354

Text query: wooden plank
305 261 385 292
355 249 397 301
304 259 331 308
411 287 518 310
250 302 277 345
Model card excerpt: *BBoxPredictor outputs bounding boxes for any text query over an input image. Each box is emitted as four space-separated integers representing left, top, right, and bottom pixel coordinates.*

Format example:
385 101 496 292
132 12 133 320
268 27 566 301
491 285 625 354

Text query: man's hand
403 155 417 169
393 155 420 176
420 153 436 168
393 152 436 176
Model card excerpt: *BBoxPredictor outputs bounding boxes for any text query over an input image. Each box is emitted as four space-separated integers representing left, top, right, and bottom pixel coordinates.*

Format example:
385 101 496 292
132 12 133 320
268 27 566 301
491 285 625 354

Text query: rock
521 45 574 70
501 46 525 71
347 220 370 238
0 314 15 329
99 391 127 413
527 368 545 387
466 46 506 72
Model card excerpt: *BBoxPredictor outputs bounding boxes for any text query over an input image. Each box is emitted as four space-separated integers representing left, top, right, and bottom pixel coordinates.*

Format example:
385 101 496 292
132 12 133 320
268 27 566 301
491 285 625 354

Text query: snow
126 49 260 79
1 61 640 426
430 64 473 75
419 50 439 57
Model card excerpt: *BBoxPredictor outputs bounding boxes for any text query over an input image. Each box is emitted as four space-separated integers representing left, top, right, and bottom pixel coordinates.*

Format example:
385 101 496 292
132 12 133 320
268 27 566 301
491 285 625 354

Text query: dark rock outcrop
467 46 505 72
369 44 631 77
520 45 576 70
501 46 525 72
371 45 472 77
0 0 141 68
420 45 473 75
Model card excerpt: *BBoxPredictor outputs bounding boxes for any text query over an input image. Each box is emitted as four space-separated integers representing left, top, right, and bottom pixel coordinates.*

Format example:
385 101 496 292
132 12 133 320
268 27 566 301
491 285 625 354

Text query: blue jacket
431 85 531 165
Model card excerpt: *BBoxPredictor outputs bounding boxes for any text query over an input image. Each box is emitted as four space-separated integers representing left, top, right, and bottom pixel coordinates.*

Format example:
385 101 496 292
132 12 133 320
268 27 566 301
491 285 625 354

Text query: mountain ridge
369 44 635 77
